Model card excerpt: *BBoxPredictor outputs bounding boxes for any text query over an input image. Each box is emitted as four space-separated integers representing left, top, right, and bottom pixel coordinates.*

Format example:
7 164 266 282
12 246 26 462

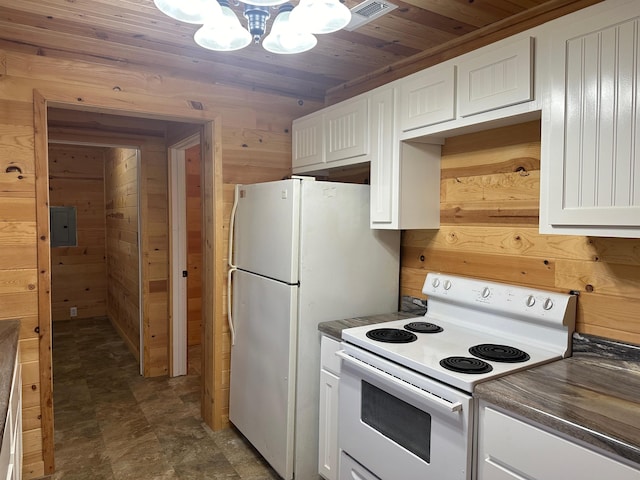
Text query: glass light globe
289 0 351 34
154 0 222 24
263 9 317 54
195 5 252 51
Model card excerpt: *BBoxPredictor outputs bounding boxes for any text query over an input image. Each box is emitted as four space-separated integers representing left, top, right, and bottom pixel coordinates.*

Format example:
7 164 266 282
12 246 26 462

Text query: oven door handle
336 351 463 414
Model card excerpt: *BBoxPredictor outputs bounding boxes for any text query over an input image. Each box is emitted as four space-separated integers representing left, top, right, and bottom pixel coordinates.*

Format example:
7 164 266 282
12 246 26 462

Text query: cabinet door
478 406 640 480
324 96 369 163
544 3 640 235
458 36 533 117
369 87 395 225
398 64 455 132
318 369 339 480
293 114 324 169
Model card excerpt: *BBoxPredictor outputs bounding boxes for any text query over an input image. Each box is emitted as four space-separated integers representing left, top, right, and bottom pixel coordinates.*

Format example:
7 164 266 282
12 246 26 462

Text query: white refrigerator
228 178 400 480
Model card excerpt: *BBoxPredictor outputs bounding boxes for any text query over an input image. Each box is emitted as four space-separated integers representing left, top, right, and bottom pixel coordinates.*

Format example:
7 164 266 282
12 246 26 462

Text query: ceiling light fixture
154 0 350 54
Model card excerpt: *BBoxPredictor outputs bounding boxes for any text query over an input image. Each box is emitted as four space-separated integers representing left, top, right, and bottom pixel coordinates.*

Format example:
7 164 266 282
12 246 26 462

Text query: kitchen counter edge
0 319 20 443
475 333 640 468
318 311 422 341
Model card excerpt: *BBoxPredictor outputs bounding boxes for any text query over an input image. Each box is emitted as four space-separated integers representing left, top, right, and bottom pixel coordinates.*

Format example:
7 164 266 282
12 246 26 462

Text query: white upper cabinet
369 86 395 225
398 65 456 132
458 36 534 117
292 114 324 170
369 84 441 230
324 96 369 163
292 95 369 173
540 0 640 237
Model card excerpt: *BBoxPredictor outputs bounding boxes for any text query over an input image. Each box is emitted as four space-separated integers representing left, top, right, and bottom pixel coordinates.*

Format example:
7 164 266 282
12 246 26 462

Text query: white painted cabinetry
457 36 534 117
369 83 441 230
0 354 22 480
318 335 341 480
324 96 369 164
541 0 640 237
292 95 369 172
398 64 456 132
477 404 640 480
369 86 395 225
292 114 324 170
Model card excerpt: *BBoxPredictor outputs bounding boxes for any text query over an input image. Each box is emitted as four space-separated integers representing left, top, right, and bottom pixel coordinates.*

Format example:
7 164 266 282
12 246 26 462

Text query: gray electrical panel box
50 206 77 247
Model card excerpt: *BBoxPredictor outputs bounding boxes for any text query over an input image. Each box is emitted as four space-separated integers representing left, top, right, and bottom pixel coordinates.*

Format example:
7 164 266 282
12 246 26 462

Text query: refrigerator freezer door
229 270 298 480
233 179 300 284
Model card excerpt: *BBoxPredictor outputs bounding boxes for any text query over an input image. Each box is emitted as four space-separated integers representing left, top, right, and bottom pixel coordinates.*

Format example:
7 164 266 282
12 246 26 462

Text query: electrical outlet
70 307 78 317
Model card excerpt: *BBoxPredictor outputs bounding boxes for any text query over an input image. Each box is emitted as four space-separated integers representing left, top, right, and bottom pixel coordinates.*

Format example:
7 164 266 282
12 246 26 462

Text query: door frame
168 133 200 377
34 90 224 474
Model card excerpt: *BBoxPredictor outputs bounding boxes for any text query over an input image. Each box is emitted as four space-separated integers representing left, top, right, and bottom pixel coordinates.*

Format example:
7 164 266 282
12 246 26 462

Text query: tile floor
44 317 280 480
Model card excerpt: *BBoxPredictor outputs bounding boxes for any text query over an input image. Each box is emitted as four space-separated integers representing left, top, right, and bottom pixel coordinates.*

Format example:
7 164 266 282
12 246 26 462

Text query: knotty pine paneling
401 120 640 345
140 141 170 377
105 147 140 360
0 95 43 478
186 144 202 348
0 49 303 478
49 144 107 321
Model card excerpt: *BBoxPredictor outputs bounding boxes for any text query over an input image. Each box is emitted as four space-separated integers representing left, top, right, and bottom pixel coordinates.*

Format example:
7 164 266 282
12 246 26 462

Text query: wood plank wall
139 140 170 377
186 144 202 348
49 144 107 321
0 48 309 478
401 120 640 345
104 147 140 360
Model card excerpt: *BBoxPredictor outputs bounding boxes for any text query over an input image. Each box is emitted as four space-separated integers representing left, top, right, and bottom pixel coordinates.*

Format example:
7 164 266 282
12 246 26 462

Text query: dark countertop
0 319 20 442
318 311 420 340
475 333 640 467
318 296 427 340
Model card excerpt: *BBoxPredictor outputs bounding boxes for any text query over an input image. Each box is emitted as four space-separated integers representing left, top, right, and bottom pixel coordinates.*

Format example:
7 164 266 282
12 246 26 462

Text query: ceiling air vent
344 0 397 32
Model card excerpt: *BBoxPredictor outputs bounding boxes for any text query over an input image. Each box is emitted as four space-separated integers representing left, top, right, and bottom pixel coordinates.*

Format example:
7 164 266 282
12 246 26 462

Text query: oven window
361 381 431 463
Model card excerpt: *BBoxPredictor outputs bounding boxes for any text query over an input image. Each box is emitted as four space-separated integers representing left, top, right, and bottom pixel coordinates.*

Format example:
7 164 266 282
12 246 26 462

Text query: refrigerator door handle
227 267 237 345
227 184 241 345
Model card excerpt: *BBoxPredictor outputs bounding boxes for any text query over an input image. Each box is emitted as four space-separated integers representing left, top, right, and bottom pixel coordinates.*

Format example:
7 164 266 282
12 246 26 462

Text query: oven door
337 345 473 480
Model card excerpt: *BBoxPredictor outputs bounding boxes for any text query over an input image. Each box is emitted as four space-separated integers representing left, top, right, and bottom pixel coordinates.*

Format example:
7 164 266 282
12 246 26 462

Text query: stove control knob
543 298 554 310
443 280 452 290
481 287 491 298
526 295 536 307
432 278 440 288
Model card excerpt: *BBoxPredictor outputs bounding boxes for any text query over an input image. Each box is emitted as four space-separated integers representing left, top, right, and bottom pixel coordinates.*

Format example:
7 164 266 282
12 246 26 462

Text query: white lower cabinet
319 335 341 480
1 354 22 480
339 452 380 480
477 403 640 480
541 0 640 237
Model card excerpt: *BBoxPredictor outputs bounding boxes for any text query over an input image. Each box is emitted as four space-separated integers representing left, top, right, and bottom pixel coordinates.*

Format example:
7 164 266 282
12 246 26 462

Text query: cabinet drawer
320 336 341 376
340 452 381 480
458 37 534 117
479 407 640 480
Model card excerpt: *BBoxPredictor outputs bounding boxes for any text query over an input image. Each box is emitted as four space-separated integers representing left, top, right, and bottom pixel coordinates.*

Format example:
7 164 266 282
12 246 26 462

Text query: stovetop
341 273 577 393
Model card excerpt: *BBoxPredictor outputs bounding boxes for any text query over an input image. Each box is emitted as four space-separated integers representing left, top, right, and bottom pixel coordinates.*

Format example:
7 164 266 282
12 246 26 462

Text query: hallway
47 317 280 480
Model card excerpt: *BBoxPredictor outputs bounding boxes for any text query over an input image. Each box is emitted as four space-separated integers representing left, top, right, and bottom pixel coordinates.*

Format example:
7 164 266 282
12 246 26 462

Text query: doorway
36 97 223 474
169 136 203 377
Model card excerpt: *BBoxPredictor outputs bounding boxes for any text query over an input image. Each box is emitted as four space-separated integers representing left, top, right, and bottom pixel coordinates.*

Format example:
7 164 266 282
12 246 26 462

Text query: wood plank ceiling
0 0 600 103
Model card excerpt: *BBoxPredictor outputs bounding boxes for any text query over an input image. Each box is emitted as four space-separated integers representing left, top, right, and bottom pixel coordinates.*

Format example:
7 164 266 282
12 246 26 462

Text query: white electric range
337 272 577 480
